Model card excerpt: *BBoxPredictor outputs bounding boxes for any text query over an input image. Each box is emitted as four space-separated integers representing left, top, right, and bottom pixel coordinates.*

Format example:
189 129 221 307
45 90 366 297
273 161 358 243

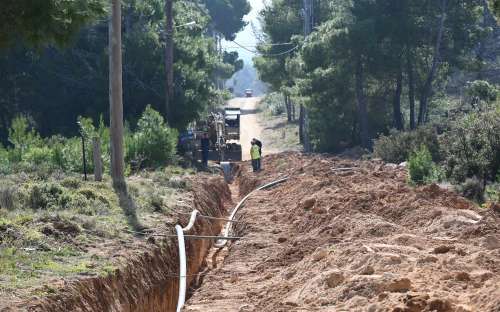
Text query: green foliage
465 80 498 108
488 0 500 20
408 146 435 185
8 116 42 161
257 0 488 152
204 0 251 40
0 0 106 49
0 0 246 142
441 108 500 183
126 106 178 168
373 127 440 164
262 92 286 115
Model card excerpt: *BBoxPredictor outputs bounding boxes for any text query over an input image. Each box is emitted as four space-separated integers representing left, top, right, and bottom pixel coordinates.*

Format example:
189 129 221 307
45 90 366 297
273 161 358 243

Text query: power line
224 42 294 49
229 40 299 57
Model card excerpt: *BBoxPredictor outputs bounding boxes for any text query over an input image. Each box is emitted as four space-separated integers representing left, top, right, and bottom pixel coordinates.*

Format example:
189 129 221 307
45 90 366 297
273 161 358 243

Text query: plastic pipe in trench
175 176 289 312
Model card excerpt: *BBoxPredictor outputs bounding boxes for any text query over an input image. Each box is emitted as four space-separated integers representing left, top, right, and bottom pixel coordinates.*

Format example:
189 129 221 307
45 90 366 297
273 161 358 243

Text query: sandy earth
183 153 500 312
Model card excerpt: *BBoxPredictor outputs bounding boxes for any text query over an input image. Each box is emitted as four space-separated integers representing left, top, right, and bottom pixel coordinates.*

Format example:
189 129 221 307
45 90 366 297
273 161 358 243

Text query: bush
8 116 42 162
465 80 498 109
22 146 54 166
408 145 435 185
456 177 485 203
262 92 285 115
126 105 178 168
28 182 67 210
441 108 500 183
373 126 440 163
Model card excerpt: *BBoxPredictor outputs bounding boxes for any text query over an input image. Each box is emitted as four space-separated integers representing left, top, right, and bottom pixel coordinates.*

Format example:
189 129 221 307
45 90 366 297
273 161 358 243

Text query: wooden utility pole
165 0 174 120
109 0 126 190
302 0 313 152
93 137 103 182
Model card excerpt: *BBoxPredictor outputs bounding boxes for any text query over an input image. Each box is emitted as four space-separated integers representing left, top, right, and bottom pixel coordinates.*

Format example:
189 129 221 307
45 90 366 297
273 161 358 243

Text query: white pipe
214 177 289 248
175 177 288 311
183 209 200 232
175 224 187 312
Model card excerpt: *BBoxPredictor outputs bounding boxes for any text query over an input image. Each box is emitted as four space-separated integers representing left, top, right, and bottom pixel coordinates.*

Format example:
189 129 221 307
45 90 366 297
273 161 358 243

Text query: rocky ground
184 152 500 312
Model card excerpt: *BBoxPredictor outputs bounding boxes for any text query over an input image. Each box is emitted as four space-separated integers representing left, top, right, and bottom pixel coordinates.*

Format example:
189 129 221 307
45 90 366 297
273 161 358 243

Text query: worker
253 138 262 157
201 132 210 167
250 139 261 172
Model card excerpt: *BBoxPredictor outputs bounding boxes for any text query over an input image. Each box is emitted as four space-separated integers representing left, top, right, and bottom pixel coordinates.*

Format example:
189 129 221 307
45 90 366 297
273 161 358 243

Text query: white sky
222 0 266 64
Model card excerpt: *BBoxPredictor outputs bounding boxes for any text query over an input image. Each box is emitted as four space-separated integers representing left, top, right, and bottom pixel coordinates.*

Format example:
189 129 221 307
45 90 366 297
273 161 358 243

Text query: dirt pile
184 152 500 312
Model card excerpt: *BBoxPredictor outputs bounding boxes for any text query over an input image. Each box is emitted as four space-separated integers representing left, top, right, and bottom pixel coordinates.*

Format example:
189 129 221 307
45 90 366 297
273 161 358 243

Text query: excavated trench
24 176 235 312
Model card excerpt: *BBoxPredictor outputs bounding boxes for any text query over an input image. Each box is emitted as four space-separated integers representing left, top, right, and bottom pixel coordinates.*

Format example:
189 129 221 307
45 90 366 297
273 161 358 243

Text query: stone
384 278 412 292
455 272 471 282
428 298 453 312
278 237 287 243
325 270 345 288
301 197 316 210
360 265 375 275
433 245 454 254
312 248 328 261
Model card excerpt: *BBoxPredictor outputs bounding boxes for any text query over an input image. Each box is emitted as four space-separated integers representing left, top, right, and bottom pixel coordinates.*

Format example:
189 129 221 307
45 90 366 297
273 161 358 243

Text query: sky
222 0 266 65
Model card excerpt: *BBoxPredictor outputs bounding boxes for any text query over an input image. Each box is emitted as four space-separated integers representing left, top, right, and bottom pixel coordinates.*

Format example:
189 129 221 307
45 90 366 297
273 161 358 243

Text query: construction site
1 97 496 312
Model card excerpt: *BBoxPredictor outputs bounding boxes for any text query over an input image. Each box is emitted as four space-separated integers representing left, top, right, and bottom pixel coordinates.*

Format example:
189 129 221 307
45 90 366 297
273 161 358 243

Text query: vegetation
256 0 499 202
0 0 249 144
0 166 194 296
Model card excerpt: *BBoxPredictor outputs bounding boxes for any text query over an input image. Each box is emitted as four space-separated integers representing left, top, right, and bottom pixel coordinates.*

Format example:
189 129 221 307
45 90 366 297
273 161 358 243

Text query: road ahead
227 97 263 161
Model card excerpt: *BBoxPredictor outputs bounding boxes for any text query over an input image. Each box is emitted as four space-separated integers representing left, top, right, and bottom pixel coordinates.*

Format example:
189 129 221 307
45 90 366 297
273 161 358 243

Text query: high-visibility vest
250 144 261 160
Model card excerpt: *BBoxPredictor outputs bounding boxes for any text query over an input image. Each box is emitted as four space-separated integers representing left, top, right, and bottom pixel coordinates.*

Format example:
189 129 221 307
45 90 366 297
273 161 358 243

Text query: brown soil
184 152 500 312
3 176 231 312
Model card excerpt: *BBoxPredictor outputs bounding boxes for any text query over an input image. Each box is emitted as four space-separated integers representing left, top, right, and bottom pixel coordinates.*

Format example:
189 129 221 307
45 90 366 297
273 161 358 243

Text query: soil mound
185 152 500 312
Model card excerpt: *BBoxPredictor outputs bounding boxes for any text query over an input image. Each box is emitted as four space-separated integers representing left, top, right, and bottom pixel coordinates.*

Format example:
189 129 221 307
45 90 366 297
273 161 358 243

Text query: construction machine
179 107 242 163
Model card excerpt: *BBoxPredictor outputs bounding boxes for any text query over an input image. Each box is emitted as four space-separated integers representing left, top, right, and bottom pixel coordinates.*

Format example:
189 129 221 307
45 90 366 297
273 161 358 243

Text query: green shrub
465 80 498 108
441 108 500 183
126 105 178 168
22 146 54 166
0 183 18 210
373 126 440 163
28 182 67 210
8 116 42 162
262 92 285 115
408 146 435 185
456 177 485 203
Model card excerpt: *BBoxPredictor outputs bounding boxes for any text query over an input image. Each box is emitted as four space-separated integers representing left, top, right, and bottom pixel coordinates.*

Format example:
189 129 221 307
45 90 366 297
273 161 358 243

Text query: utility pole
165 0 174 120
302 0 313 152
109 0 126 191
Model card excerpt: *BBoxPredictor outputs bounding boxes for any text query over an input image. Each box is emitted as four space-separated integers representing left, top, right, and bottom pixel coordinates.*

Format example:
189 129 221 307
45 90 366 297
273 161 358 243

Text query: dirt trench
15 176 231 312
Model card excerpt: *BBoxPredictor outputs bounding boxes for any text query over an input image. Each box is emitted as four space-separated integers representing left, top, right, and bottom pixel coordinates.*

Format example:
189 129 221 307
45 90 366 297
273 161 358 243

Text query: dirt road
227 97 268 161
184 153 500 312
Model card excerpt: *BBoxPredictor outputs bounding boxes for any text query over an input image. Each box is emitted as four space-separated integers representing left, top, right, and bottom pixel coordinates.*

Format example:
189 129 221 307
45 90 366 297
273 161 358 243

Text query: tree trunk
418 0 447 125
393 66 404 130
165 0 174 121
285 94 292 122
355 58 370 148
299 105 304 144
291 100 296 121
407 51 416 130
109 0 126 191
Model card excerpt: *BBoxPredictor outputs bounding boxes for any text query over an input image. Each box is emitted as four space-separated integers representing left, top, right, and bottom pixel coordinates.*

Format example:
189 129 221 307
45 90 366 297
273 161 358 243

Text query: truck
245 89 253 97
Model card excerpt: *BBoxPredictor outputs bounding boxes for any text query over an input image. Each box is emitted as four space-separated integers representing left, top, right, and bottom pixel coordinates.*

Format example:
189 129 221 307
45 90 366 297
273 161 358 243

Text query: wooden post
93 137 103 182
